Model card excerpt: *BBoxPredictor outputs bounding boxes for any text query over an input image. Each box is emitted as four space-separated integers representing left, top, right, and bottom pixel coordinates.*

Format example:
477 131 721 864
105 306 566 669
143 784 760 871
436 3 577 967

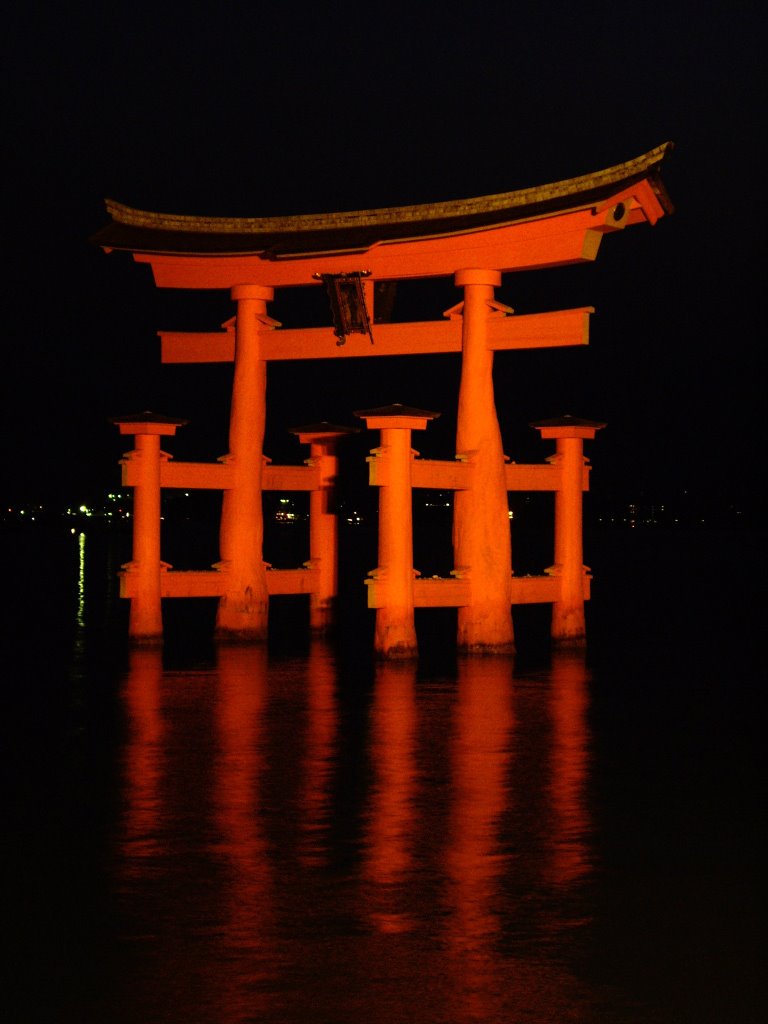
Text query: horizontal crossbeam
121 459 320 491
505 462 590 491
365 574 590 608
120 566 318 598
160 307 592 363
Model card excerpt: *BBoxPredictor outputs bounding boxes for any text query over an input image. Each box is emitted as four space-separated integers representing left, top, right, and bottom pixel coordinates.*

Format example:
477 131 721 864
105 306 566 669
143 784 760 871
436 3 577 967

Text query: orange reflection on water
446 657 514 943
297 642 339 866
214 644 269 860
121 647 165 866
213 643 275 1022
363 661 418 933
546 651 591 888
442 656 513 1020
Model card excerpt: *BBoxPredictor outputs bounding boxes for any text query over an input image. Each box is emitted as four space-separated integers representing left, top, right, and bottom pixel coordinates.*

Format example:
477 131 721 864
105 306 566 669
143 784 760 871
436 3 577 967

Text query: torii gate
95 143 673 655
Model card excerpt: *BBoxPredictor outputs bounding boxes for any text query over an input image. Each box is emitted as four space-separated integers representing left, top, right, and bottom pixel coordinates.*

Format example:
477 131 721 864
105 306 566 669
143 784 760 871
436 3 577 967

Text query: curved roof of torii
93 143 673 259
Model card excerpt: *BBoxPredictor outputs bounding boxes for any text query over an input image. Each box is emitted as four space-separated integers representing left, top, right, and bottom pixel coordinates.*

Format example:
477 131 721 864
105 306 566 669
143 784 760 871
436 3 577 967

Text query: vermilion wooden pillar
113 413 185 643
289 424 356 634
216 284 274 640
453 269 514 653
358 405 438 659
532 416 605 645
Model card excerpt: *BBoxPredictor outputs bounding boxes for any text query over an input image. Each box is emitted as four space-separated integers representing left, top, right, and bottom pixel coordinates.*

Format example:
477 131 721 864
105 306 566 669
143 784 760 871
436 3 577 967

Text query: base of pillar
216 590 268 640
456 641 516 656
310 602 337 636
374 614 418 660
551 603 586 646
310 626 337 641
457 606 515 654
551 633 587 649
214 626 268 644
375 643 419 660
128 633 164 647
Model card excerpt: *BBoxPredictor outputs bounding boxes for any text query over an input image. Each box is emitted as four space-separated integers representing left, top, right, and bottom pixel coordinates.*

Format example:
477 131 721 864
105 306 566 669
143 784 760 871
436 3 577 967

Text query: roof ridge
105 143 673 236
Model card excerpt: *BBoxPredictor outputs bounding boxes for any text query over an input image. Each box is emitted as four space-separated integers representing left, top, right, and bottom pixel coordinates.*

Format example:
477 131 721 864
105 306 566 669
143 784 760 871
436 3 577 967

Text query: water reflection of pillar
363 661 418 934
444 656 513 1013
298 642 339 866
546 650 591 888
122 647 165 865
213 644 274 1017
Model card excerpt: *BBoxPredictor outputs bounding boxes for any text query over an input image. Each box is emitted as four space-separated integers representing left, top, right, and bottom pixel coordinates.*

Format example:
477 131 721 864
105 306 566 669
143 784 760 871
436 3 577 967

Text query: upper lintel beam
134 200 644 290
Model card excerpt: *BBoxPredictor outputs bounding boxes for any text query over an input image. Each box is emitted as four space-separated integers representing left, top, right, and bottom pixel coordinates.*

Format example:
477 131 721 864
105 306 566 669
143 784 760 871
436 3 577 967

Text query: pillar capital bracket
231 283 274 302
455 268 501 288
531 414 606 440
487 298 514 318
110 411 187 436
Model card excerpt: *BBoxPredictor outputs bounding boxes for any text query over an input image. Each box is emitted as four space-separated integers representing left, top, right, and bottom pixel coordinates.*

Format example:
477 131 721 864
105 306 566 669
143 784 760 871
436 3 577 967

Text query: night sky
4 1 762 515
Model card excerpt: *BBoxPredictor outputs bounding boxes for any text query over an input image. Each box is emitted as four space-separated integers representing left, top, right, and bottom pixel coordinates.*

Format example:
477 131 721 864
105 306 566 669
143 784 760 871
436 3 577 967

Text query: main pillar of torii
453 269 514 652
216 284 273 639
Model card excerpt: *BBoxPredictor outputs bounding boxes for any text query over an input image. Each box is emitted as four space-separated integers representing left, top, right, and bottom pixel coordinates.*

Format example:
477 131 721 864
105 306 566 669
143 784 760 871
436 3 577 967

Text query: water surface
3 528 763 1022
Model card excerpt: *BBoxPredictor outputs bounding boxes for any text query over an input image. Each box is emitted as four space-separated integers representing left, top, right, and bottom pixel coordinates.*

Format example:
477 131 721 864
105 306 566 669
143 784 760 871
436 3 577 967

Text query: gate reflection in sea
118 642 599 1023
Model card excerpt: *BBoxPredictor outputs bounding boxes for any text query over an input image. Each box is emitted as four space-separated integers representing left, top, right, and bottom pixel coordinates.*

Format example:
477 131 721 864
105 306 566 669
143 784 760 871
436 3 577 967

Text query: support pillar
289 423 357 634
532 416 605 645
112 413 186 644
216 284 274 640
453 269 514 653
357 405 438 659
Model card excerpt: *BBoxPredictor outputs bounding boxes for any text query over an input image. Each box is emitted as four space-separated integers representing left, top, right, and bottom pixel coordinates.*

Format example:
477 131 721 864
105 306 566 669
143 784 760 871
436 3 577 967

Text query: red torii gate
95 143 673 655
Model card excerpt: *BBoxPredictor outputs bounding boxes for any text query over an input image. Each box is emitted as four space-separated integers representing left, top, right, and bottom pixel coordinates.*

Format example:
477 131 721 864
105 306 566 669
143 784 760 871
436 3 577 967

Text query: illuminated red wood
412 577 470 608
453 270 514 653
133 202 646 290
120 566 320 598
265 567 318 595
160 307 592 364
263 463 320 491
102 146 671 654
113 415 185 642
292 431 350 633
504 462 590 492
361 407 438 658
122 451 591 494
122 459 322 491
120 434 164 640
151 460 233 489
349 573 590 608
216 285 272 640
488 307 591 351
411 458 473 491
532 417 604 645
160 329 235 363
121 568 226 598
